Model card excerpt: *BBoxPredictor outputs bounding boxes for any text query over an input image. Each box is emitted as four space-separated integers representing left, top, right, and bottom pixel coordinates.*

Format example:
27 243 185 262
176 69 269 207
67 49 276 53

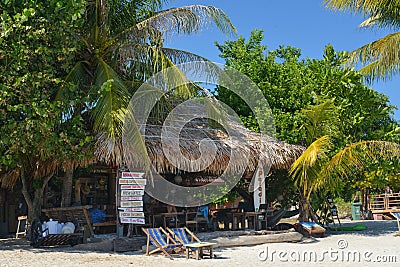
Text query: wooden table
185 242 216 260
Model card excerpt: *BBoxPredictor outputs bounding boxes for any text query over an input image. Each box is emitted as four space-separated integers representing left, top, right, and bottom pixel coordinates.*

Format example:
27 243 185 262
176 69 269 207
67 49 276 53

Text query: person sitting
167 204 178 223
385 186 393 195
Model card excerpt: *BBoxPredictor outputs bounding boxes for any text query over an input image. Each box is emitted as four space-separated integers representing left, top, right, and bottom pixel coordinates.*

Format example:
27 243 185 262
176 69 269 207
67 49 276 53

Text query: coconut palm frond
106 0 171 38
325 0 400 28
121 109 151 171
357 14 400 29
202 96 229 130
117 43 195 97
324 0 400 80
324 0 396 14
121 5 236 42
322 140 400 180
301 100 337 142
359 15 381 28
289 135 331 194
161 48 223 82
56 61 90 100
348 32 400 81
122 45 225 91
91 59 131 140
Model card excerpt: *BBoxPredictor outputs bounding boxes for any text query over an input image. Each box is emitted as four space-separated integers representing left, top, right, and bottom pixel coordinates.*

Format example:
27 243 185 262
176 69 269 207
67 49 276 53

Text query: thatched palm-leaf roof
95 114 305 177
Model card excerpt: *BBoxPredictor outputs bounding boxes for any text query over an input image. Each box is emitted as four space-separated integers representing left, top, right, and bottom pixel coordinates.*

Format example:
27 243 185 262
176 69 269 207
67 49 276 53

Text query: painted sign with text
117 172 146 224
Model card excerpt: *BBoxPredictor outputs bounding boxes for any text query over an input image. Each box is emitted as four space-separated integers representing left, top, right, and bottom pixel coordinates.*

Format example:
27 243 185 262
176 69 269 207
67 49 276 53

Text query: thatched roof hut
95 110 305 178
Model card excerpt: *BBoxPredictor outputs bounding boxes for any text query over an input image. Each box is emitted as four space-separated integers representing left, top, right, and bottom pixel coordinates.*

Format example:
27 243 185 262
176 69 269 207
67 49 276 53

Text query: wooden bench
93 220 117 234
42 205 94 236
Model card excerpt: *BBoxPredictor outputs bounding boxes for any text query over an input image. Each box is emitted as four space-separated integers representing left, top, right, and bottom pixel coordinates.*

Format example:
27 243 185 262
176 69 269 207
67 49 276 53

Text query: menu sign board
117 172 146 224
121 190 144 196
120 217 146 224
120 196 142 201
119 211 145 218
118 207 143 212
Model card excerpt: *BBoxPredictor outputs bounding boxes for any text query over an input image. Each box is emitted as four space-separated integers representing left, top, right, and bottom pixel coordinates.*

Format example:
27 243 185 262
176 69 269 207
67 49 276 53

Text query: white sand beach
1 220 399 267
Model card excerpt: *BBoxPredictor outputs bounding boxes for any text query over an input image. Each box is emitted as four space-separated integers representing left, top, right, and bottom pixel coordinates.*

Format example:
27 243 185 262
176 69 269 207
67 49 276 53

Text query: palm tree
290 99 400 222
57 0 236 206
324 0 400 81
291 138 400 222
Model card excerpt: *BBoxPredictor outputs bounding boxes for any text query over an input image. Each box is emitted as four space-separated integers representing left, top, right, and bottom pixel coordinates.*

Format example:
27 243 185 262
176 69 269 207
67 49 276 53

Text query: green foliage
0 0 92 185
216 30 398 147
216 30 399 219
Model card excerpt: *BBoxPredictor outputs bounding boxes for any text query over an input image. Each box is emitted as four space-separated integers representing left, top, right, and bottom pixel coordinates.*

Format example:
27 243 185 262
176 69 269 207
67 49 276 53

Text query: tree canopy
215 30 399 214
0 0 237 218
0 0 94 218
216 30 398 147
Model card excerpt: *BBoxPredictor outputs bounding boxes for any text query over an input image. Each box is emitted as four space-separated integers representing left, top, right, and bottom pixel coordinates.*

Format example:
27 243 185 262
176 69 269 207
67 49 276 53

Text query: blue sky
164 0 400 121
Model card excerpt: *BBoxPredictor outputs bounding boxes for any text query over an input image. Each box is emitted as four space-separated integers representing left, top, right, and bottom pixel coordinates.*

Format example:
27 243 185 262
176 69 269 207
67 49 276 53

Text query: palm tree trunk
298 192 309 222
61 169 74 207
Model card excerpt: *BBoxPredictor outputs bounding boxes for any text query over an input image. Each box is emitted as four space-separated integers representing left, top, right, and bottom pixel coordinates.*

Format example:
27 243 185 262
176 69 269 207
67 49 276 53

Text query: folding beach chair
166 226 216 259
141 227 183 259
294 221 326 238
390 212 400 236
167 226 201 244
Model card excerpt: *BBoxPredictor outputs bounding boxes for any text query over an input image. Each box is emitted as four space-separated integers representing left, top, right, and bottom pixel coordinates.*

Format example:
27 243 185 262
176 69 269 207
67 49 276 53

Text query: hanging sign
121 190 144 196
119 178 146 185
119 211 145 218
253 166 266 211
121 185 145 189
118 207 143 212
120 196 143 201
117 172 146 225
121 172 145 178
120 200 143 207
120 217 146 224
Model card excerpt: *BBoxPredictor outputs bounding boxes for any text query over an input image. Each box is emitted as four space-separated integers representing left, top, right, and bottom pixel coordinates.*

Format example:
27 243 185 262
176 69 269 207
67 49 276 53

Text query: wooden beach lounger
294 221 326 238
142 227 183 259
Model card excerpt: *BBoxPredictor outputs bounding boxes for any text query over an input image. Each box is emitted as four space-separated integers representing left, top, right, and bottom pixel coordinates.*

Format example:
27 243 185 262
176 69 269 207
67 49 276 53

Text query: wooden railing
369 193 400 213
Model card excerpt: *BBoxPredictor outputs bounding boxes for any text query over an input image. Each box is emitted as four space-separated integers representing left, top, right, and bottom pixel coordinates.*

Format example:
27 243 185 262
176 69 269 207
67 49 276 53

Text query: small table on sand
185 242 216 260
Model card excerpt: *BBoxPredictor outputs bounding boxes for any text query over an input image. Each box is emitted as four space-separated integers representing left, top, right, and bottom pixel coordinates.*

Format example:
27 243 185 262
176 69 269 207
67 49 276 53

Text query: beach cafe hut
92 110 304 234
0 109 304 237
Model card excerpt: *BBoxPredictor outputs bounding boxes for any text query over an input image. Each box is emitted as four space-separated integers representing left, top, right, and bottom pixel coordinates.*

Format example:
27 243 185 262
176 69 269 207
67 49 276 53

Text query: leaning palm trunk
298 193 309 222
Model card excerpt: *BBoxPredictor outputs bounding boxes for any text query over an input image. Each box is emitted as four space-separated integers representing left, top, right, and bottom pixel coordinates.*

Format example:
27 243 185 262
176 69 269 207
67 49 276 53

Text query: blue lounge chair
141 227 182 259
294 221 326 237
390 212 400 236
167 226 201 244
